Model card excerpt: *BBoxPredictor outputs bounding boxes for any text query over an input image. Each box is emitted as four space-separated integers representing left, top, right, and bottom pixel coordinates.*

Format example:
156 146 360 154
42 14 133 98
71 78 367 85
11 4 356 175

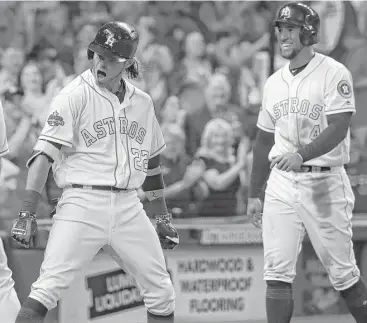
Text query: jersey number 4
131 148 149 173
309 125 320 140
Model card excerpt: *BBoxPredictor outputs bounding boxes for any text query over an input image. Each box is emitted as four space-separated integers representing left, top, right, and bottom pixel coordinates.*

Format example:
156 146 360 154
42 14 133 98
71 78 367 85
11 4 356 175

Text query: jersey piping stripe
256 123 275 133
81 75 119 187
39 135 73 147
123 109 132 189
129 86 136 100
280 71 291 142
0 147 9 157
339 171 359 278
150 143 166 159
325 108 355 115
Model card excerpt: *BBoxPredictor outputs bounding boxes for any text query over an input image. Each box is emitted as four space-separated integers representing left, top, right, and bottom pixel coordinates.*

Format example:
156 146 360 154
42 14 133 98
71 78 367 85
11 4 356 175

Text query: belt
70 184 128 191
299 165 331 173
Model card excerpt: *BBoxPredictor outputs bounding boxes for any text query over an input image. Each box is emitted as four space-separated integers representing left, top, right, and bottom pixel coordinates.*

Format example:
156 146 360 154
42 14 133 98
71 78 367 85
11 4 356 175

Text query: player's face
92 53 126 87
277 24 303 60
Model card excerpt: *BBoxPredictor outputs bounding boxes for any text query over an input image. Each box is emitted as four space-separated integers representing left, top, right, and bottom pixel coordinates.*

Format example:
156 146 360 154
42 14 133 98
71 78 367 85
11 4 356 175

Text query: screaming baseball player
11 22 178 323
247 3 367 323
0 99 21 323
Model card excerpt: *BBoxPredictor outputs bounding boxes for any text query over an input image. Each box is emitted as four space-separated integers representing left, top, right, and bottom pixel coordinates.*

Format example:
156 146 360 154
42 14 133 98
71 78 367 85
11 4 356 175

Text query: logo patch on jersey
337 80 352 98
47 111 65 127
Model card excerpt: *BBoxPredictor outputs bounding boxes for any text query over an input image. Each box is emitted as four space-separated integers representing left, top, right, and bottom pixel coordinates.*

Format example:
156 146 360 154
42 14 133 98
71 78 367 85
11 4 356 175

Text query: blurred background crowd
1 1 367 226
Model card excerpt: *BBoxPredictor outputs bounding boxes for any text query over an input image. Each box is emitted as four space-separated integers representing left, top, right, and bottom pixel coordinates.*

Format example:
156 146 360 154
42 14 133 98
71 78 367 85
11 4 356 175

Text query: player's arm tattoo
142 154 169 215
297 112 352 163
249 129 274 199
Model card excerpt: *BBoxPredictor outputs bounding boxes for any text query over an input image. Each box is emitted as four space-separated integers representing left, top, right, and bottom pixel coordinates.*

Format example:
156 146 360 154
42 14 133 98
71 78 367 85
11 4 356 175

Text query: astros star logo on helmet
280 7 291 19
104 29 116 48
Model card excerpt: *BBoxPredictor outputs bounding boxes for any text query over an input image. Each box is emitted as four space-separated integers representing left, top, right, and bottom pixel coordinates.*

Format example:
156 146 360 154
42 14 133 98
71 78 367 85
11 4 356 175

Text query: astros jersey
34 69 165 189
0 100 9 157
257 53 355 167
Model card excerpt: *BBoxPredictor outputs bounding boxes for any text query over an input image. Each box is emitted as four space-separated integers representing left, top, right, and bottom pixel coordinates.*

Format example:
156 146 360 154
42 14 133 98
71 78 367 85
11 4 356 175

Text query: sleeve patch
337 80 352 98
47 111 65 127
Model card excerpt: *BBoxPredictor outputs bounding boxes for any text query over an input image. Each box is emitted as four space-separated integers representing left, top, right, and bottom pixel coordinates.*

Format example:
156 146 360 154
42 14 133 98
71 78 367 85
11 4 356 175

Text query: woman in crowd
194 118 251 217
18 61 50 127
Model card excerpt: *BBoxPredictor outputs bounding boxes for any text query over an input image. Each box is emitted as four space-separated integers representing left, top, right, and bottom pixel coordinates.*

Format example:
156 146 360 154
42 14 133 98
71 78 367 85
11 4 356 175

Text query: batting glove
11 211 38 248
155 214 179 250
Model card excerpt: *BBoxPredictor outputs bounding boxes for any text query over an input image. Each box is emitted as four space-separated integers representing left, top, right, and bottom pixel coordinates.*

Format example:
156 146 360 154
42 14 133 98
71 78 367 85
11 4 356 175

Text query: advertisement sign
86 268 144 319
59 251 146 323
200 225 262 245
165 246 266 322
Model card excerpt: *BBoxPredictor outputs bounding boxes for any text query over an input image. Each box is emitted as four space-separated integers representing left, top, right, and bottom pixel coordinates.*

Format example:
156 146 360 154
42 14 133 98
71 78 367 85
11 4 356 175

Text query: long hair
196 118 235 164
126 58 140 79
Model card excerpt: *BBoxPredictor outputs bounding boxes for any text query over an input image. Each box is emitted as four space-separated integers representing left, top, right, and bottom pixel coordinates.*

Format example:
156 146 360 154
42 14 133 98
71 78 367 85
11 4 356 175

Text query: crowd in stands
0 1 367 224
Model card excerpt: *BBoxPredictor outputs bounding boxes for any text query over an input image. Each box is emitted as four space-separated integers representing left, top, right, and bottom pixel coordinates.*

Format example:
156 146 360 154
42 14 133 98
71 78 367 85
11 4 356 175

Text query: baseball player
11 22 178 323
247 3 367 323
0 99 21 323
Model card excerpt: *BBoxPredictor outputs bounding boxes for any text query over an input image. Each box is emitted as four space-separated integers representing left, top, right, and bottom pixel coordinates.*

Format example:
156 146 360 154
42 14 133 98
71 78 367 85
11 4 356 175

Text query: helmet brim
88 42 127 63
274 19 303 28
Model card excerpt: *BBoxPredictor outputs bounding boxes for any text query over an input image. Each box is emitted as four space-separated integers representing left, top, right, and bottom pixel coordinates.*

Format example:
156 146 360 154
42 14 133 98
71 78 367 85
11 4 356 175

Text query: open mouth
281 43 292 49
97 70 107 80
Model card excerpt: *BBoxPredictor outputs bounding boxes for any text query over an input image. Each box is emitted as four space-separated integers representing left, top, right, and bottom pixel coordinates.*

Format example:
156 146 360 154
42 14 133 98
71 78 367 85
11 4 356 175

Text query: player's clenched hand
11 211 38 248
155 214 179 250
247 198 263 228
270 152 303 172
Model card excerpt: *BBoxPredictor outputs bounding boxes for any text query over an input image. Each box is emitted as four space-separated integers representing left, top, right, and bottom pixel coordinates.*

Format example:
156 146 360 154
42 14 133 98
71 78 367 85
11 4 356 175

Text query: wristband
155 213 172 224
21 190 41 215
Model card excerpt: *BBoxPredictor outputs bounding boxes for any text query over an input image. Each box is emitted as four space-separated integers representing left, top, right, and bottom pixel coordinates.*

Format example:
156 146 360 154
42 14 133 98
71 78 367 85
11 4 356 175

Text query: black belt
299 165 331 173
71 184 127 191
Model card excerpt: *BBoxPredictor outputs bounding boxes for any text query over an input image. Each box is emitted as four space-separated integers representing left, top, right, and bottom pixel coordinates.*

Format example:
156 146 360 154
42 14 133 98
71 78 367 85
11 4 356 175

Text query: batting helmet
274 2 320 46
87 21 139 62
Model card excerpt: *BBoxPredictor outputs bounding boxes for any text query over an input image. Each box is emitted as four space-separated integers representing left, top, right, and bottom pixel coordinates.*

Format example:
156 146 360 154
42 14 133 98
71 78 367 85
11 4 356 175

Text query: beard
280 46 302 60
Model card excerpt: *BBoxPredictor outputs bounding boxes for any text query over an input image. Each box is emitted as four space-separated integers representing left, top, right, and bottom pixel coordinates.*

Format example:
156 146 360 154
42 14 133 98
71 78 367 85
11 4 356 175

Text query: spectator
194 118 250 217
74 22 100 52
18 61 50 126
170 31 212 93
139 124 204 218
183 73 244 156
0 47 25 96
2 89 34 163
160 95 186 127
142 44 174 110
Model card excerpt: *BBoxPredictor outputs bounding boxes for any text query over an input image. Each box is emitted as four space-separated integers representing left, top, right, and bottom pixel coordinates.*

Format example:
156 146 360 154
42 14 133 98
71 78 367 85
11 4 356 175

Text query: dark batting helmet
87 21 139 62
274 2 320 46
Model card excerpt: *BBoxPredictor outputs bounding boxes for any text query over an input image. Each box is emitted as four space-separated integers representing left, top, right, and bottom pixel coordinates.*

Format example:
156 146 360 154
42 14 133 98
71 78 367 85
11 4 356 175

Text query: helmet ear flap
87 49 94 60
299 25 317 46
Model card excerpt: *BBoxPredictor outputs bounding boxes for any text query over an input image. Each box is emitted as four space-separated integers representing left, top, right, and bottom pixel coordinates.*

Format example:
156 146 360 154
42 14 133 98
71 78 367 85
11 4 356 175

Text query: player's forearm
142 155 170 216
146 196 169 216
22 155 52 214
249 129 274 199
297 112 352 163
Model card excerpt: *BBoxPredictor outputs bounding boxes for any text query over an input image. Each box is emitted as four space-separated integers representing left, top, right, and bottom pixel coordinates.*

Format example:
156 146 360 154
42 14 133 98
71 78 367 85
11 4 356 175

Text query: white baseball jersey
34 69 165 189
258 53 355 167
0 101 9 158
